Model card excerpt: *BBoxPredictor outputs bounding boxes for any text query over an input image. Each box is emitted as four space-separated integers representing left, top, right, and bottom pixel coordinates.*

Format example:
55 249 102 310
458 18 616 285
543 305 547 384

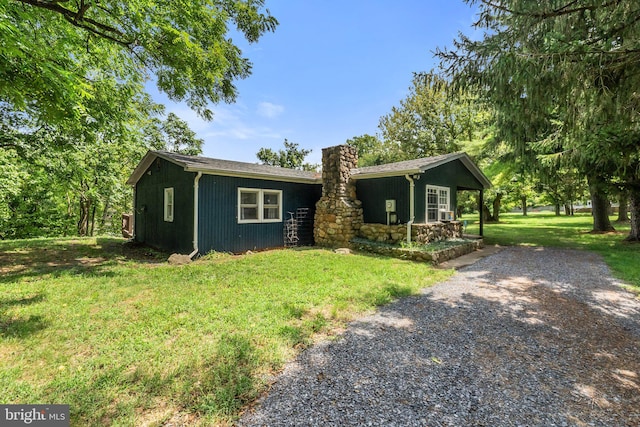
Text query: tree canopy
379 72 483 160
0 0 279 239
144 113 204 156
348 72 489 168
1 0 278 123
437 0 640 240
256 140 318 171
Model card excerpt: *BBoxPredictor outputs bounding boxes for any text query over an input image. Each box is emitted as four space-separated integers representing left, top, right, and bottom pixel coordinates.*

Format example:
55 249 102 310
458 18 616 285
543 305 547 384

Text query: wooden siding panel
197 175 321 253
422 159 484 190
134 158 195 253
357 176 411 224
357 160 484 224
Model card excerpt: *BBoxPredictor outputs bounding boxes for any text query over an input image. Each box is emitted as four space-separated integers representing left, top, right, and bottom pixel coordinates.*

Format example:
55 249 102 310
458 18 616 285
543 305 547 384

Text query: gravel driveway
238 246 640 427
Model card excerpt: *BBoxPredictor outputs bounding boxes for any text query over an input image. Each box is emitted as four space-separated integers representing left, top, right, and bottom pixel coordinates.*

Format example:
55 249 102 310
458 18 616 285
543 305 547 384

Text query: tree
345 134 393 167
144 113 204 156
0 78 163 238
616 190 630 223
256 140 317 171
437 0 640 240
378 72 483 160
1 0 277 123
537 165 587 216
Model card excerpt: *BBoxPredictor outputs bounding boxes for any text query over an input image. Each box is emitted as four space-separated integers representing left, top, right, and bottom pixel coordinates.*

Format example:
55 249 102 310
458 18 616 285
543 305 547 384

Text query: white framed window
426 185 450 222
239 188 260 221
238 188 282 223
164 187 174 222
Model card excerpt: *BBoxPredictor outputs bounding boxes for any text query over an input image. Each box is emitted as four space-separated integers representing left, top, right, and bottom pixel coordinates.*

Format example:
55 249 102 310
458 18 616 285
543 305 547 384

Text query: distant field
465 212 640 288
0 238 452 426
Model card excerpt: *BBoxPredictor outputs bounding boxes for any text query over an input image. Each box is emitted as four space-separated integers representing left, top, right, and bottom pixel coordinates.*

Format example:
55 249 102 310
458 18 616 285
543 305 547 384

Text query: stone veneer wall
314 145 363 247
358 224 407 244
412 221 463 244
358 221 463 245
352 238 483 265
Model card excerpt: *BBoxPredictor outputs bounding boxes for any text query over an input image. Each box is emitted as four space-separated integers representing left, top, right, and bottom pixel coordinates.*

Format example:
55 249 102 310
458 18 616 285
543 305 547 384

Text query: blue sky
152 1 480 165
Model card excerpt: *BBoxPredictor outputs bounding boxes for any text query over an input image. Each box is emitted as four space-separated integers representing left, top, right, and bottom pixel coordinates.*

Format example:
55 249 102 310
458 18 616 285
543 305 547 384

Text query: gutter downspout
189 172 203 259
132 187 136 240
405 174 415 244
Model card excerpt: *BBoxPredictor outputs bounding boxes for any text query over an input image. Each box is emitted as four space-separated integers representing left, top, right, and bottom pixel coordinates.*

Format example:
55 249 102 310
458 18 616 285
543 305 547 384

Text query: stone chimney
314 145 363 247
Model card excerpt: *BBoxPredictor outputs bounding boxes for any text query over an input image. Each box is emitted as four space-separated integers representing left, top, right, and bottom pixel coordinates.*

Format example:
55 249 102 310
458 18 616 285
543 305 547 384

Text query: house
126 145 491 255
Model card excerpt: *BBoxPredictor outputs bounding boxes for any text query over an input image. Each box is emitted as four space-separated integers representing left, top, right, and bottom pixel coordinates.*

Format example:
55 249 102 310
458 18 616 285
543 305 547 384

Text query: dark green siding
197 175 321 253
357 176 410 224
357 159 485 224
421 159 484 190
134 158 195 253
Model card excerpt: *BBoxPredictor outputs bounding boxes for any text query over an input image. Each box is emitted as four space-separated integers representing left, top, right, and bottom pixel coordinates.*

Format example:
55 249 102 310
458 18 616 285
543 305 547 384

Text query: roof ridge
352 151 465 172
154 150 318 174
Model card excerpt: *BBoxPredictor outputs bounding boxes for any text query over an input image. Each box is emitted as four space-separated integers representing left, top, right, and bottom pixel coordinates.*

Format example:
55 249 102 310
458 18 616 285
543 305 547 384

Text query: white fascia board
183 167 322 184
350 168 422 180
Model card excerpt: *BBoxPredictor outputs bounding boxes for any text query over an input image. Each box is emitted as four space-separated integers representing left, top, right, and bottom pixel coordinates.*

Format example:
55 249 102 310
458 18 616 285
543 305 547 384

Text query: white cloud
200 105 284 140
159 102 290 162
257 101 285 118
164 105 213 133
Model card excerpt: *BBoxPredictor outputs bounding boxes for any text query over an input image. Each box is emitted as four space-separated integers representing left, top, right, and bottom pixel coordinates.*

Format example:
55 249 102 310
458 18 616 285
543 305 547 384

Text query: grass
464 212 640 288
0 237 453 426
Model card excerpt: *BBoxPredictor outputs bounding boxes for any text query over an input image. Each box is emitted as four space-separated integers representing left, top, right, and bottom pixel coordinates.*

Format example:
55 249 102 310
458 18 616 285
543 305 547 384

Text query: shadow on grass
0 238 168 284
0 294 48 338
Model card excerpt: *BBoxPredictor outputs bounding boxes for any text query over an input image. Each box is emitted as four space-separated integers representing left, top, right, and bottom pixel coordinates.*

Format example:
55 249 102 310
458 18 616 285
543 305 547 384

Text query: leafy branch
16 0 134 47
480 0 620 19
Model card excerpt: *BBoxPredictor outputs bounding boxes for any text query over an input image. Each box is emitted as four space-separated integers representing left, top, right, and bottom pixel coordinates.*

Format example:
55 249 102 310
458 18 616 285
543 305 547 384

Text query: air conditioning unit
440 210 454 221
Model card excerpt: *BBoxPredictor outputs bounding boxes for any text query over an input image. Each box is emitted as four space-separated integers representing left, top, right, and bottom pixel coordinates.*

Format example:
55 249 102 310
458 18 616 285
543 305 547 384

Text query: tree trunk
555 204 561 216
89 203 97 237
64 192 73 237
482 204 493 222
521 196 527 216
564 204 571 216
492 193 502 222
617 192 630 222
588 175 614 232
78 196 90 236
100 199 111 228
625 184 640 242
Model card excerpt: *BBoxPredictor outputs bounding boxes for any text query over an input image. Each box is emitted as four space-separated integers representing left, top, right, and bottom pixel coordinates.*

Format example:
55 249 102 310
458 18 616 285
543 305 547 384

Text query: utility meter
385 199 396 212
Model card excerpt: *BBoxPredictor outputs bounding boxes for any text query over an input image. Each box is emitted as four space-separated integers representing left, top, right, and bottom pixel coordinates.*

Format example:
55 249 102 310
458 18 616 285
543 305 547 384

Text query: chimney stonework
314 145 363 247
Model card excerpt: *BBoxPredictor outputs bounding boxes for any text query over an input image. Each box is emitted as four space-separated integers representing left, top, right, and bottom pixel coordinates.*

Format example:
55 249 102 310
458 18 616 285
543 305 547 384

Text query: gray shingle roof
127 149 490 189
126 150 321 185
351 152 491 189
352 152 462 176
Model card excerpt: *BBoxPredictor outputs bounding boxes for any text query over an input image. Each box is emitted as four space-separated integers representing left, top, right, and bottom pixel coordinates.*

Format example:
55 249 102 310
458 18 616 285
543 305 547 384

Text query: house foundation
358 222 463 245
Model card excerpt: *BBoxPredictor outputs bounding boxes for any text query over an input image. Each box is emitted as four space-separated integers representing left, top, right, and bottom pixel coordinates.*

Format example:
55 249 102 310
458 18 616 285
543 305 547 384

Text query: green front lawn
0 238 452 426
465 212 640 288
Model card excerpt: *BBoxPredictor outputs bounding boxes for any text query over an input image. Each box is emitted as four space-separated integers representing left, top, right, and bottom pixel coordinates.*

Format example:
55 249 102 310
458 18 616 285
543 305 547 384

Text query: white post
189 172 203 259
405 174 415 244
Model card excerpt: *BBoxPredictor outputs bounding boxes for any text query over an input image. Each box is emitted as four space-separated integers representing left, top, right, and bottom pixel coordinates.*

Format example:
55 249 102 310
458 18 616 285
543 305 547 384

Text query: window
426 185 450 222
263 191 281 220
238 188 282 223
164 187 174 222
239 189 259 221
